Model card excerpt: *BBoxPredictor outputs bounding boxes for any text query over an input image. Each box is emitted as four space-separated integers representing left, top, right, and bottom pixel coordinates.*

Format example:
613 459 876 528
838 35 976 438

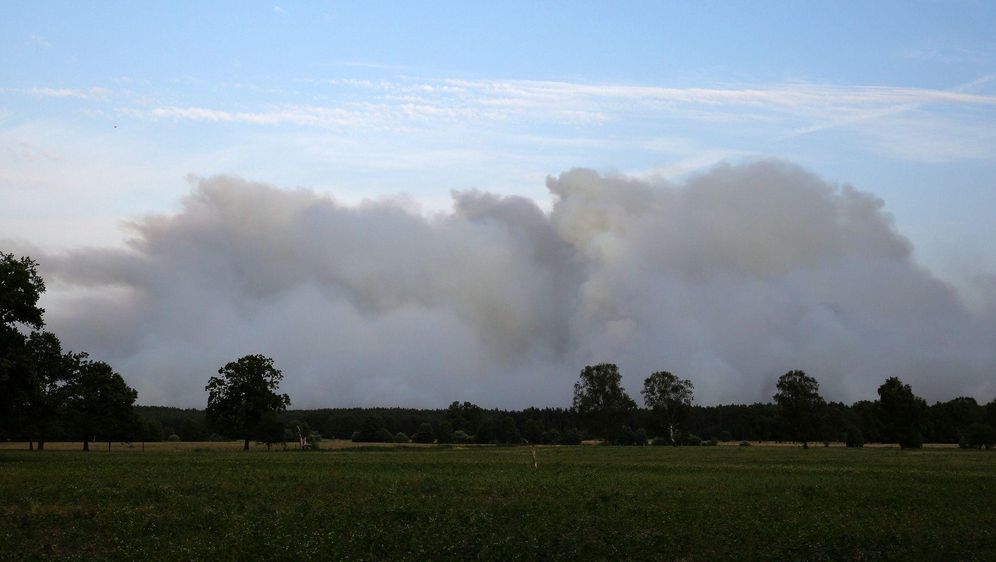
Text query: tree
773 370 826 448
254 411 285 451
24 331 68 450
0 252 46 437
572 363 637 442
877 377 928 449
61 352 139 451
642 371 694 446
412 422 435 443
960 423 996 450
205 354 290 450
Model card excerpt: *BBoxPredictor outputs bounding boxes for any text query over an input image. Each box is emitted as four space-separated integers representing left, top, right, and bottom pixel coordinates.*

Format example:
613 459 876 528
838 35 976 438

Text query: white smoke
16 160 996 407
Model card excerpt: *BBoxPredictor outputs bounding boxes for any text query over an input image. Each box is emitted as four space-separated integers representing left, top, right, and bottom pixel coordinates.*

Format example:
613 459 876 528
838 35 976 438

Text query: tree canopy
572 363 637 442
205 354 291 450
773 370 826 448
877 377 928 449
642 371 694 445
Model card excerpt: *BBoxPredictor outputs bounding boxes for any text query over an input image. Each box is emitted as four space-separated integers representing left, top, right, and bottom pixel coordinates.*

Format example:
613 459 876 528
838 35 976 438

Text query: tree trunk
108 441 111 452
28 439 34 451
243 438 250 451
802 439 809 449
83 437 90 452
669 423 677 446
38 440 45 451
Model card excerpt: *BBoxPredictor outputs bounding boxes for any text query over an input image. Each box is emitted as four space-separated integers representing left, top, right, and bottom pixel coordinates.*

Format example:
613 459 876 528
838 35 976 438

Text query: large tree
642 371 694 446
877 377 928 449
205 354 290 450
61 352 140 451
24 331 69 450
572 363 637 442
0 252 47 438
773 370 826 448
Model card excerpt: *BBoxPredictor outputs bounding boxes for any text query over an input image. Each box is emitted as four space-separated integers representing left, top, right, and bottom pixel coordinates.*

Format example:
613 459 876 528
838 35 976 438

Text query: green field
1 445 994 561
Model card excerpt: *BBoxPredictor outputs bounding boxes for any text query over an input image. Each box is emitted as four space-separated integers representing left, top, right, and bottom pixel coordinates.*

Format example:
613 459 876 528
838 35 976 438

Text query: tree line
3 251 995 450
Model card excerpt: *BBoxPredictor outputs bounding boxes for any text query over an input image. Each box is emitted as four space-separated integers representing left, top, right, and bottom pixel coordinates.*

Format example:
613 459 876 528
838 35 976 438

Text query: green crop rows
1 446 994 560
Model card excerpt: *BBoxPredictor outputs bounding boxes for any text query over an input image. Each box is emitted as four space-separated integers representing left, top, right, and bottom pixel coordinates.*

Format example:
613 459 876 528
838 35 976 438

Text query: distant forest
127 397 996 447
3 251 996 450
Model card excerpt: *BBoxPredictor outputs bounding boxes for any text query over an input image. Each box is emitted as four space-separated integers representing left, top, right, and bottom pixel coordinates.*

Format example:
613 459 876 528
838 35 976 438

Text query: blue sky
3 1 996 300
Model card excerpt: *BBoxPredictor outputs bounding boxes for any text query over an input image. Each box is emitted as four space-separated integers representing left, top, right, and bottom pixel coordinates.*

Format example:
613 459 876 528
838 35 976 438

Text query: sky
2 2 995 408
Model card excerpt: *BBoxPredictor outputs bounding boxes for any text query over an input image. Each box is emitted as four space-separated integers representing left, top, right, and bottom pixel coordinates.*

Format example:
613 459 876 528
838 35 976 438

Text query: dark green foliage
0 252 47 437
451 430 472 444
475 415 519 444
352 416 394 443
960 423 996 450
0 252 45 331
572 363 637 442
845 425 865 448
205 354 290 450
559 428 582 445
60 352 140 451
393 432 411 443
435 420 454 444
685 434 702 446
254 412 285 450
773 370 826 448
642 370 694 445
521 418 544 444
651 437 670 446
411 422 435 443
877 377 928 449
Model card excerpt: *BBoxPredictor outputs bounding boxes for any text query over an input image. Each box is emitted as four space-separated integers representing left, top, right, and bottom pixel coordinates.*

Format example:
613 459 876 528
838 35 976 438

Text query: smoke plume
20 160 996 407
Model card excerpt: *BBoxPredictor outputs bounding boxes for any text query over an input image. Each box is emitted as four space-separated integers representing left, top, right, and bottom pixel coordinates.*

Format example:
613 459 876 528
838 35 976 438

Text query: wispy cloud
25 34 52 49
2 86 113 100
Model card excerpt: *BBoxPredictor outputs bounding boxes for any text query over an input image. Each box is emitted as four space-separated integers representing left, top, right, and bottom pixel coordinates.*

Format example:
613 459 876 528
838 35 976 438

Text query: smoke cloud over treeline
19 160 996 407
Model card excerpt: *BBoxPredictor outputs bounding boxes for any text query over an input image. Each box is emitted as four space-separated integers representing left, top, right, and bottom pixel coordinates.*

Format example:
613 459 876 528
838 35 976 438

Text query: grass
1 444 994 560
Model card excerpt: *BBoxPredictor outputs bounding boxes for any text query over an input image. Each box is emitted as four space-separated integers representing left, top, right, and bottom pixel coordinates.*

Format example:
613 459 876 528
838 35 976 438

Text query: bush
394 432 411 444
685 434 702 446
845 425 864 448
541 429 560 445
898 431 923 450
166 434 181 442
633 428 648 446
718 431 733 442
651 437 670 446
739 440 751 447
452 430 472 444
559 428 582 445
412 423 434 444
960 423 996 450
436 421 454 444
703 439 719 446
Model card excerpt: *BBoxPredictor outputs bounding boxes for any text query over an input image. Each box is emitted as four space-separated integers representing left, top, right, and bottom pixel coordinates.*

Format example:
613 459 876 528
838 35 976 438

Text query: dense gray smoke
18 160 996 407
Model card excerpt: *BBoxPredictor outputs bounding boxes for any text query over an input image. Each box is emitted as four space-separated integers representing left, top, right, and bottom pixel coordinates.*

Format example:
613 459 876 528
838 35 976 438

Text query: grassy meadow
1 444 994 561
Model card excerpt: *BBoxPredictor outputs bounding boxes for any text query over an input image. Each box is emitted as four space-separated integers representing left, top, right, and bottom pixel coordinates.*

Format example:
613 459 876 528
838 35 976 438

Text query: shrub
435 421 454 444
412 423 435 444
961 423 996 450
560 428 582 445
898 431 923 450
633 428 648 446
394 432 411 444
703 439 719 446
718 431 733 442
166 434 181 442
541 429 560 445
651 437 670 446
685 434 702 446
452 430 472 444
845 425 864 448
739 440 751 447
